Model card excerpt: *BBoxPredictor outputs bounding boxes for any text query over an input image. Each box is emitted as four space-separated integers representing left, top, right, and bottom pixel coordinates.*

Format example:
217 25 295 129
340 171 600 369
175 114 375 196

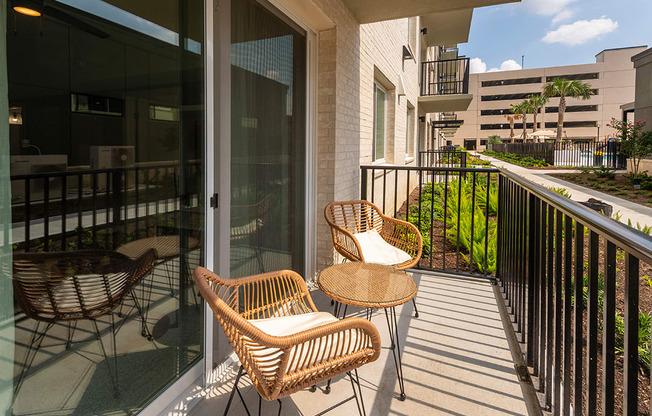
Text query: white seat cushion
249 312 338 337
247 312 356 379
353 229 413 265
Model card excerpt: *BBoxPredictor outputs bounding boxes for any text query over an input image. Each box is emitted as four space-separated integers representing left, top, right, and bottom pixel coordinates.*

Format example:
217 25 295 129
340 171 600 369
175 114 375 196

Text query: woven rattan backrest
324 200 384 234
12 250 144 321
194 267 317 397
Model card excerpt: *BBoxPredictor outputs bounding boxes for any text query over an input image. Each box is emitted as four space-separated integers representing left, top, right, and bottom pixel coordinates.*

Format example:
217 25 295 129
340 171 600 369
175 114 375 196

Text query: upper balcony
419 57 473 113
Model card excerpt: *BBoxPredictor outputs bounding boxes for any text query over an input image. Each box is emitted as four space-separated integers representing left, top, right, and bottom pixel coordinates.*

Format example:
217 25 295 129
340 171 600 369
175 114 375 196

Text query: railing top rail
10 162 185 181
421 57 470 64
360 165 499 173
500 168 652 264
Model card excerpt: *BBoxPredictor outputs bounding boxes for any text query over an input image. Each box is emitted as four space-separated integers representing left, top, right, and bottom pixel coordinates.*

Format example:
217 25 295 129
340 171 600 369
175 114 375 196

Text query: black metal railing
360 165 499 279
498 170 652 415
360 164 652 415
11 161 201 252
491 140 626 168
418 150 467 168
420 57 470 96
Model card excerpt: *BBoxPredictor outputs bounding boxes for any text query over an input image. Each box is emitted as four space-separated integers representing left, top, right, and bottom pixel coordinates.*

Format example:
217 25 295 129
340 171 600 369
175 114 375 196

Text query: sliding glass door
1 1 205 413
230 0 306 279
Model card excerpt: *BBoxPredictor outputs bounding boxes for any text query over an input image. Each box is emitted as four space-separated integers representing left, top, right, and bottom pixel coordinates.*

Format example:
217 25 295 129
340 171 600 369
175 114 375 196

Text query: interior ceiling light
13 0 42 16
14 6 41 16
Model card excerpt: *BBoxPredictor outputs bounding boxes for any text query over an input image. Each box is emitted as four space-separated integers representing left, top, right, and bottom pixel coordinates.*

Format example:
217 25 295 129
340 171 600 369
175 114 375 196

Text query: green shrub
481 150 550 168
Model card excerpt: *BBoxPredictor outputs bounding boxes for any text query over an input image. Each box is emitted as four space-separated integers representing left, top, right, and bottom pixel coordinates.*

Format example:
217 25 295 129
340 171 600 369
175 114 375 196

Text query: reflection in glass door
230 0 306 278
2 1 205 414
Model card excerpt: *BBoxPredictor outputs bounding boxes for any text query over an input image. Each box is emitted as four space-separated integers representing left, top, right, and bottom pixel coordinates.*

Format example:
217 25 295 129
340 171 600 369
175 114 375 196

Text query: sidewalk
473 152 652 228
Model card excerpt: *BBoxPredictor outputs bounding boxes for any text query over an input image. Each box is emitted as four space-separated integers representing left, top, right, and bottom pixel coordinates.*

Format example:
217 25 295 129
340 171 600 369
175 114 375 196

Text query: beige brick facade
309 0 422 273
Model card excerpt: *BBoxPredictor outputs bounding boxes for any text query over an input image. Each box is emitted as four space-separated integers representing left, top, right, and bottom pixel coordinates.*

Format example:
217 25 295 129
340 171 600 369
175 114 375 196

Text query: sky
461 0 652 73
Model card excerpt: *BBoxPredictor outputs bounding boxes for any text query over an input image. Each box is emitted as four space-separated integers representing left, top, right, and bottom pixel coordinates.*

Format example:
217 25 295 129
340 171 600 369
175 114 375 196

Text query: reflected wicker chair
193 267 381 416
12 249 156 397
324 200 423 316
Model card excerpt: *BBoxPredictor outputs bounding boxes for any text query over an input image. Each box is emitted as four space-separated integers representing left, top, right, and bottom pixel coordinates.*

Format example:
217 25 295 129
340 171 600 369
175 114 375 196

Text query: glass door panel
2 0 205 413
230 0 306 278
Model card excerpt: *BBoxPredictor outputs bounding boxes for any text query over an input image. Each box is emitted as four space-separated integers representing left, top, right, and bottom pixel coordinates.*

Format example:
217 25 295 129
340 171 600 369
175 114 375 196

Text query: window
481 108 541 116
545 121 597 128
481 92 540 101
406 105 414 157
546 73 599 82
481 77 542 87
545 105 598 113
373 82 386 161
481 123 535 130
480 139 488 146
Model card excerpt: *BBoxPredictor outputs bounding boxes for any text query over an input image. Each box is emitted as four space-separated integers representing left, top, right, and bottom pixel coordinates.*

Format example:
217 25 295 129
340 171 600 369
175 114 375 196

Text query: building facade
445 46 646 150
0 0 511 414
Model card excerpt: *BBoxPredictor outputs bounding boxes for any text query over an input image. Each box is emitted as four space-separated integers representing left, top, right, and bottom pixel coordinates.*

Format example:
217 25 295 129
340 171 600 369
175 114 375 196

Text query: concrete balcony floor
190 271 532 416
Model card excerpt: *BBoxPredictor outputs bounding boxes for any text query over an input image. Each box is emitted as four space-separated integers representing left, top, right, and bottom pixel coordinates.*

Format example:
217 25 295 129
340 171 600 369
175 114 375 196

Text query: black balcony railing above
360 164 652 415
420 57 470 96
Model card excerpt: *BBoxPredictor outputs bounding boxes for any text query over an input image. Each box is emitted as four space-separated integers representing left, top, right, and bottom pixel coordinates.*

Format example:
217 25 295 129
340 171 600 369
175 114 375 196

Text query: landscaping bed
482 150 551 168
550 172 652 209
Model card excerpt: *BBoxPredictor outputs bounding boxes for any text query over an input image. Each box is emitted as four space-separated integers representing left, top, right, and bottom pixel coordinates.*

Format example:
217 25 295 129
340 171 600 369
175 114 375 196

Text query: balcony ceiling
341 0 520 24
419 94 473 114
421 9 473 47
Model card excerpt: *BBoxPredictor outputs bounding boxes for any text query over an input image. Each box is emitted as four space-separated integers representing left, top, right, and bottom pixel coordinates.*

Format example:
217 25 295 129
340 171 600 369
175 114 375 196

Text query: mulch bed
550 173 652 209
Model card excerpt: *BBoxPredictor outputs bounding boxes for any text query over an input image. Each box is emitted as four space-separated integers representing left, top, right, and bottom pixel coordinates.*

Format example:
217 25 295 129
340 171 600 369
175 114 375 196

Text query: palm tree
542 78 594 143
510 101 528 141
504 113 522 143
527 94 548 141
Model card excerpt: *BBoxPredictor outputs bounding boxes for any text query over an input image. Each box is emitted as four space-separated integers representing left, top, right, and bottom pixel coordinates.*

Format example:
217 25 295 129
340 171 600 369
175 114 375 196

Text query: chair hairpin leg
91 318 120 398
224 366 251 416
277 398 282 416
14 321 54 400
348 369 366 416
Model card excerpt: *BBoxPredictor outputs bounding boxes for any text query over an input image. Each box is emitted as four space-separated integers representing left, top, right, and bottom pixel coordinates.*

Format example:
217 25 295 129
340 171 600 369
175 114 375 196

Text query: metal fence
360 164 652 415
420 57 470 96
11 162 201 252
491 140 626 168
418 150 467 168
360 165 499 279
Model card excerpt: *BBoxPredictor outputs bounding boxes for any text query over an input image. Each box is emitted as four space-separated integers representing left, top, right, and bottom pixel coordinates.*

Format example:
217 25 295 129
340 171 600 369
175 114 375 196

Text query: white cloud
521 0 575 16
551 9 574 25
472 58 522 73
542 17 618 45
487 59 523 73
470 57 487 74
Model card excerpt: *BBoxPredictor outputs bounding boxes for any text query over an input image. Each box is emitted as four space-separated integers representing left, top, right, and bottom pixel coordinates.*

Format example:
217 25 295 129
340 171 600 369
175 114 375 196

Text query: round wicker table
318 262 417 401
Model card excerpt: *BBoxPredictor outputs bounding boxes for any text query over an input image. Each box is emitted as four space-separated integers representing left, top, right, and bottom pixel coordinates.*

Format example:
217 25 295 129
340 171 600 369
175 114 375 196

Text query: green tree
510 101 528 141
542 78 594 143
609 118 652 177
503 113 522 143
527 94 548 140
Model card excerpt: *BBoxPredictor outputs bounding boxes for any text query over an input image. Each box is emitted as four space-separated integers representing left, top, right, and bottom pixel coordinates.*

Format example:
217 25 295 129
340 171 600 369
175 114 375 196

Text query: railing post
526 194 536 366
496 174 504 281
360 168 368 201
112 169 124 249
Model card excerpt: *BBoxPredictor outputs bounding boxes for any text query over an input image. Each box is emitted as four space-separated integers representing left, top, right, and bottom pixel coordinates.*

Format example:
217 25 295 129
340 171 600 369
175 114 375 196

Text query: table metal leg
385 307 406 401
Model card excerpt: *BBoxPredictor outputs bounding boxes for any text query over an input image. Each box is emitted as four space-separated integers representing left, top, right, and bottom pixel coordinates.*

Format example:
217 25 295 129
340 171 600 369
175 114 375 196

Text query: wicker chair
193 267 381 416
324 200 423 316
12 249 156 397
